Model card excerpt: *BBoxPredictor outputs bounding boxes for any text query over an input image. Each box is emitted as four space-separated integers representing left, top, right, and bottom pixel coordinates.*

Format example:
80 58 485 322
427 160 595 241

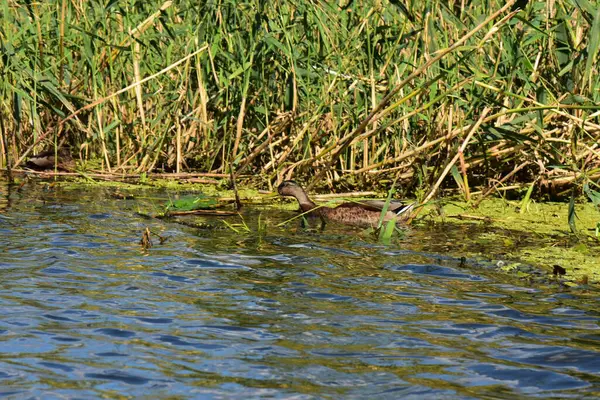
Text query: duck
26 147 74 171
277 180 415 227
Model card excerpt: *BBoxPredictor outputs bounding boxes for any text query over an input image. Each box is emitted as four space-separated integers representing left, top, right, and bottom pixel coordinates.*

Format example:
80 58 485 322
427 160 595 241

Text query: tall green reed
0 0 598 199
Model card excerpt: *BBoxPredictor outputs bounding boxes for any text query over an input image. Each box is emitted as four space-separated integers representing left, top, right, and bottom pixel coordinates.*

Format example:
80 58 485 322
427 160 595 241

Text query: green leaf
377 186 396 242
227 61 252 82
520 181 535 214
585 7 600 87
573 0 596 16
166 195 218 211
379 219 396 244
568 189 577 234
450 165 464 192
583 183 600 208
264 34 288 56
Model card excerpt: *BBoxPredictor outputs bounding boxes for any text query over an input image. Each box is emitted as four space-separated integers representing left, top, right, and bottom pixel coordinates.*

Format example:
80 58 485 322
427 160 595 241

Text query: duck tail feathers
395 202 416 218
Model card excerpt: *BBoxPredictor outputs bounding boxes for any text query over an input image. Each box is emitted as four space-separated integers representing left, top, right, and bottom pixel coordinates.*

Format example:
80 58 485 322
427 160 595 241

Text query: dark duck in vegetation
277 180 415 227
26 148 74 171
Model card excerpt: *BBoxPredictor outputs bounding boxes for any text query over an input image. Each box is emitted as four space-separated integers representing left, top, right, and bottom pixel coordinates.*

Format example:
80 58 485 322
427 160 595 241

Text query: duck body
26 148 73 171
277 180 414 227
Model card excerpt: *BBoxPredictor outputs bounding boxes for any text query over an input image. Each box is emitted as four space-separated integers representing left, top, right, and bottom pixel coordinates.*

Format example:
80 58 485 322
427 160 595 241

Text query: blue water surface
0 183 599 399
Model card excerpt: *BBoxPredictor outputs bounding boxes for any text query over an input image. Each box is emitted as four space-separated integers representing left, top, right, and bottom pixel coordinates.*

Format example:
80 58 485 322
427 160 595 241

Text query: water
1 182 599 399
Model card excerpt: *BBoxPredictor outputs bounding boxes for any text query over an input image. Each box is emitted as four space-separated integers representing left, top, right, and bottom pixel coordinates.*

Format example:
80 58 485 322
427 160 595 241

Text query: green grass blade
584 7 600 88
568 189 577 234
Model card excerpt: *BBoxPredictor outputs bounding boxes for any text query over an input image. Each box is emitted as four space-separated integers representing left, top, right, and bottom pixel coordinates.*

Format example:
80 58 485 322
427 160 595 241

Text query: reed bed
1 0 599 201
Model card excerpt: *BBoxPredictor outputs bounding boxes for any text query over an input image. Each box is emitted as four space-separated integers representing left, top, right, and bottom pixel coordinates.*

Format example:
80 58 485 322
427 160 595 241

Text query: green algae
438 199 600 236
420 198 600 283
19 175 600 283
27 175 271 203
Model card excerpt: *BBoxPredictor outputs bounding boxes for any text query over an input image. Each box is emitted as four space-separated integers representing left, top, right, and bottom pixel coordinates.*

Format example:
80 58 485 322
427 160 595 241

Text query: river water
0 182 599 398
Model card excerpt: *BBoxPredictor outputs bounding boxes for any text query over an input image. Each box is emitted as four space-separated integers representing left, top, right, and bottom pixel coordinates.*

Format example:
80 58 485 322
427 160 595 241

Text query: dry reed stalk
116 147 143 172
459 151 470 201
235 114 294 178
473 161 531 207
355 130 453 174
272 118 349 179
356 161 413 175
110 98 122 168
132 40 147 143
176 119 182 174
149 172 231 178
486 170 600 193
95 107 112 172
166 209 237 217
0 107 10 179
232 43 256 162
307 1 518 190
12 169 231 184
357 100 591 175
195 53 210 147
312 191 380 199
232 100 247 163
58 0 67 84
179 178 220 184
261 113 319 174
174 61 197 160
545 138 600 161
13 46 209 169
475 81 600 132
351 79 471 149
422 107 491 205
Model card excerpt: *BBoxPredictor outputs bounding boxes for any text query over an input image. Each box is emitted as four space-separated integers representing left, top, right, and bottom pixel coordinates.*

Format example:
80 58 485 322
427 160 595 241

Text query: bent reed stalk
0 0 599 201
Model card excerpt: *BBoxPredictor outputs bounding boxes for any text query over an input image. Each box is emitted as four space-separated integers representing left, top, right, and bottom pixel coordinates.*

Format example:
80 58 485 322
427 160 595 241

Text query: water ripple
0 186 599 398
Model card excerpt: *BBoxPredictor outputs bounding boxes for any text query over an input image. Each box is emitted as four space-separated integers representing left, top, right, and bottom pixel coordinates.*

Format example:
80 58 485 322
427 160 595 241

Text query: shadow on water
0 182 599 399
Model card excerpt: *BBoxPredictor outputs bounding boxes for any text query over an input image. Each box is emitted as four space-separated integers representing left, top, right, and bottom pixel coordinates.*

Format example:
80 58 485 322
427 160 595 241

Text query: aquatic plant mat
12 174 597 285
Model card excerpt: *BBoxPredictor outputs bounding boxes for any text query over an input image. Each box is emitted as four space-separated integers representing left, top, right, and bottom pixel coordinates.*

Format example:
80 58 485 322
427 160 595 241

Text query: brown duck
26 148 74 171
277 180 414 227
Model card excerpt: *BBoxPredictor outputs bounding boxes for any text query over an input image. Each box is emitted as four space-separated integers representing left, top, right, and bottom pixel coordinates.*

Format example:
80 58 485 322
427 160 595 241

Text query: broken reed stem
265 114 328 175
475 81 600 132
356 130 455 174
96 107 112 172
229 168 243 211
472 161 531 207
232 96 247 161
235 121 284 178
422 107 491 205
351 79 471 148
306 0 517 190
356 99 600 175
176 118 182 174
0 108 12 182
132 40 147 146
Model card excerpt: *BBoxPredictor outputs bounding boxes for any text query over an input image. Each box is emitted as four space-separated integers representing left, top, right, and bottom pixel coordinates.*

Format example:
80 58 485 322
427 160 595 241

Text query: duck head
277 180 302 196
277 180 315 211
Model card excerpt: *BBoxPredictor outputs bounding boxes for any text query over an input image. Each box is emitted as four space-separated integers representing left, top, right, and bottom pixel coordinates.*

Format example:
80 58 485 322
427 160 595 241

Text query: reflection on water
0 181 599 398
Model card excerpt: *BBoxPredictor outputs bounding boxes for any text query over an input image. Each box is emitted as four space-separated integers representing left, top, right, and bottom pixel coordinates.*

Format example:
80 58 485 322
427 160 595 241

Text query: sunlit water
1 182 599 399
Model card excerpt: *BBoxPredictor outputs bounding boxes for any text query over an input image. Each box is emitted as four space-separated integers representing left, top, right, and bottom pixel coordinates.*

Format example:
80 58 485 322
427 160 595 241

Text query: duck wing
334 201 382 212
26 153 57 170
347 200 415 214
26 149 73 171
333 200 415 223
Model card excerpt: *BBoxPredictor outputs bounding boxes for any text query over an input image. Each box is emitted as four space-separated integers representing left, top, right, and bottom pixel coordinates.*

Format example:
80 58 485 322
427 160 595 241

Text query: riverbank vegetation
1 0 599 205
